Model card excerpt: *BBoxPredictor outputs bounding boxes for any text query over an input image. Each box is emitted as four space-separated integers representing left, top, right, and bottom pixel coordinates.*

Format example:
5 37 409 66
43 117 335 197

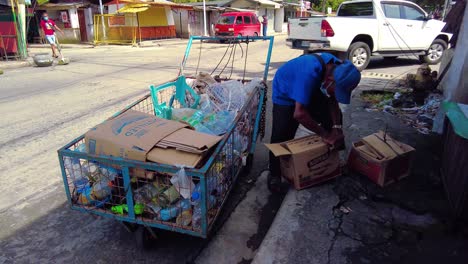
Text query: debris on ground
363 91 443 134
361 65 443 134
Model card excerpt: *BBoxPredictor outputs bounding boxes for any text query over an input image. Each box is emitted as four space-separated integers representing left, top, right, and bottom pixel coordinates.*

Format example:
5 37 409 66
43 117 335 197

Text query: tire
135 226 156 250
420 39 447 64
347 41 371 71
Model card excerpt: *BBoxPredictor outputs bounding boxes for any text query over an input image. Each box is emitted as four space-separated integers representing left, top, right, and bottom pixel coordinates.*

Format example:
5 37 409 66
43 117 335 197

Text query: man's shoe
267 172 289 194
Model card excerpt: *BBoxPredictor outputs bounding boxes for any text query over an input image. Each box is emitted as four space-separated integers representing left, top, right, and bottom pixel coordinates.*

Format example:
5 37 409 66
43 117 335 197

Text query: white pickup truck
287 0 451 70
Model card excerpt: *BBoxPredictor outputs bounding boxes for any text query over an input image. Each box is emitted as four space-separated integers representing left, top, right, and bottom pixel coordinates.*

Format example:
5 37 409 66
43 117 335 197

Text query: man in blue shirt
269 53 361 193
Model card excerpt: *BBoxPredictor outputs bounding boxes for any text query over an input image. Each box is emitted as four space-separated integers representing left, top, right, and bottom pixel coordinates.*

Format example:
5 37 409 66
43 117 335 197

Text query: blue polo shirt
272 54 338 106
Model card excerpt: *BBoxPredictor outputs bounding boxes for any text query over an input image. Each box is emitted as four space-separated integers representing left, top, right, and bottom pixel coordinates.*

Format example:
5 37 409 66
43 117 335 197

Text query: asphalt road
0 35 431 263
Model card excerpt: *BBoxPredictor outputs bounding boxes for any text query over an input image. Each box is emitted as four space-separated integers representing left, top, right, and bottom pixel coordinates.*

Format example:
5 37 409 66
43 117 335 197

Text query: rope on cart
219 40 236 77
229 43 237 79
242 37 250 82
211 40 234 76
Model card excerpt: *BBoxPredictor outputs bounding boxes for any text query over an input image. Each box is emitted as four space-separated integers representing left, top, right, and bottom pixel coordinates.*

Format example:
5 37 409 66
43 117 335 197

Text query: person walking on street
261 15 268 36
40 12 64 58
268 53 361 193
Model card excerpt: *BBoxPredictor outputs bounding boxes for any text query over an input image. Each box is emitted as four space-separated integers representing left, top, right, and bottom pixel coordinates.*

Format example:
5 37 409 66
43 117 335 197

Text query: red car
215 12 261 38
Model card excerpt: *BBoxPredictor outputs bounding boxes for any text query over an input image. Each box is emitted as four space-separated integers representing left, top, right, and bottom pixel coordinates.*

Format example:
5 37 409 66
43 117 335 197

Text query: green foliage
311 0 345 12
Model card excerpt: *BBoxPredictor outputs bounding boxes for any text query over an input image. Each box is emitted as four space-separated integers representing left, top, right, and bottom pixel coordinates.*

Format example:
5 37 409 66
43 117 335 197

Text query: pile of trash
62 72 265 229
365 91 443 134
66 150 222 228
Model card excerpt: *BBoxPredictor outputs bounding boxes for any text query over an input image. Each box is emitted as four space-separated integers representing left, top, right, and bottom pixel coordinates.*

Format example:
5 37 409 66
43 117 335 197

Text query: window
217 16 235 25
236 16 243 24
402 5 425 20
244 16 251 24
252 16 259 24
338 2 374 16
382 3 401 19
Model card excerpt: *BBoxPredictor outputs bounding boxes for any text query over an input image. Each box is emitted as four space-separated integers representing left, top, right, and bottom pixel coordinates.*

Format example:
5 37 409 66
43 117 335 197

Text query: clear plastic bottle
71 163 89 194
187 110 205 127
191 192 202 229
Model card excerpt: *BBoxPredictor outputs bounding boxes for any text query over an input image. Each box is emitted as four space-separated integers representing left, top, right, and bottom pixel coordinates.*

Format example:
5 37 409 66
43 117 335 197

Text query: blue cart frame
57 36 274 239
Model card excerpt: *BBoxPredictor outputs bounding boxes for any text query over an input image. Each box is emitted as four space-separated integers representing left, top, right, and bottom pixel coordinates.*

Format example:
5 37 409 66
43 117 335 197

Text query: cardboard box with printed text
265 135 341 190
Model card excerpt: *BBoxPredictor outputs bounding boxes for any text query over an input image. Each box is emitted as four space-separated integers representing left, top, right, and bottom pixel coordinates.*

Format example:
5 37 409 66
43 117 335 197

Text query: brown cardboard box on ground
347 131 415 187
265 135 341 190
85 110 222 167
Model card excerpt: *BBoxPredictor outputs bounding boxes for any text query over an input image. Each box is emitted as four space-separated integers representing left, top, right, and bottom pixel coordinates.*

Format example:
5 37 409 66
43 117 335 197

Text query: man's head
42 13 49 21
320 54 361 104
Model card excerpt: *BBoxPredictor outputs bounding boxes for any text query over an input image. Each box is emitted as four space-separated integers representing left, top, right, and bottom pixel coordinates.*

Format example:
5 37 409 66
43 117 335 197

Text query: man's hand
323 128 344 149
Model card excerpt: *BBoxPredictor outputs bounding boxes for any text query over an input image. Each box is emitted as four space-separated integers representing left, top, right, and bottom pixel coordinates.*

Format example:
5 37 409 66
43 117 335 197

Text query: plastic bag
170 167 195 199
243 78 262 95
207 81 247 112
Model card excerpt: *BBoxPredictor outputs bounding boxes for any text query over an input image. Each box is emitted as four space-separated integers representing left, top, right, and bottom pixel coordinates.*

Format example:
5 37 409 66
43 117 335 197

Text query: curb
0 61 33 70
28 44 94 49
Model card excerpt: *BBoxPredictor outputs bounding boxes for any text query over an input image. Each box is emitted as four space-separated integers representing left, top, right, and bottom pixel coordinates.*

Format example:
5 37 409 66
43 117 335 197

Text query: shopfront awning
116 3 149 13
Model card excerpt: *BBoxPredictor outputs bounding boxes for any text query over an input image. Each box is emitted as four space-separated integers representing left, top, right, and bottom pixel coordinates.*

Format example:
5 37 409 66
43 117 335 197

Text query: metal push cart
57 36 274 247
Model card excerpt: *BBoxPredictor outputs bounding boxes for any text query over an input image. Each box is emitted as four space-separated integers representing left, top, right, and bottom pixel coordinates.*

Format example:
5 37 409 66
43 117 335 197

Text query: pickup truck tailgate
288 17 325 41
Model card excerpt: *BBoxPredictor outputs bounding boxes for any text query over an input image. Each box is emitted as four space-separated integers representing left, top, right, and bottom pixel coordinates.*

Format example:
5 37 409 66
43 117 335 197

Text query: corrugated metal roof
116 3 149 12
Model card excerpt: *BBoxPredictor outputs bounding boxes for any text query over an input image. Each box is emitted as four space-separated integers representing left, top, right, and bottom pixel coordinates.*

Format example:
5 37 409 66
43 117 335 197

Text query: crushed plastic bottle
70 163 89 194
91 180 112 200
159 199 191 221
203 110 236 135
186 110 205 127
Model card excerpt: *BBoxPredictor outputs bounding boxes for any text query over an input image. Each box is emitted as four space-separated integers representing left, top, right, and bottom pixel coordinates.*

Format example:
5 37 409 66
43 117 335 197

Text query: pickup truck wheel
348 42 371 71
420 39 447 65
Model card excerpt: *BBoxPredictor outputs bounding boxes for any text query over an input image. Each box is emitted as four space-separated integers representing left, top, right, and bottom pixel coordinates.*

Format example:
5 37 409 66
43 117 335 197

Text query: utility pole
99 0 107 39
203 0 207 36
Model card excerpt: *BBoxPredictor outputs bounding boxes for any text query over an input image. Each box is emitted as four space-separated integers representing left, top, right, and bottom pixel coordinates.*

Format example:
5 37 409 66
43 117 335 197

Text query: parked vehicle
287 0 451 70
215 12 261 39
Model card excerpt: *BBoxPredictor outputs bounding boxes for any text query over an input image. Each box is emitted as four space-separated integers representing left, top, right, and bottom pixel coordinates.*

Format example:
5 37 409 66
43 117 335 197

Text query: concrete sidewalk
252 78 468 264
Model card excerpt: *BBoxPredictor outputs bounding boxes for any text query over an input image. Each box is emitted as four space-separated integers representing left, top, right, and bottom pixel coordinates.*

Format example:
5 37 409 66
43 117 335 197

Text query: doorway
77 9 87 42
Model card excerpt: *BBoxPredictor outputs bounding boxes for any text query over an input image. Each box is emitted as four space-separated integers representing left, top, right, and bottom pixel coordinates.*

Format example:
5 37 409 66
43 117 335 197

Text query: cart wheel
243 153 254 174
135 226 156 250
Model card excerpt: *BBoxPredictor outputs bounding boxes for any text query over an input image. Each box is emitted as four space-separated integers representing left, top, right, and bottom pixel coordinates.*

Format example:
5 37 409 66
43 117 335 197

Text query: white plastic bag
170 167 195 199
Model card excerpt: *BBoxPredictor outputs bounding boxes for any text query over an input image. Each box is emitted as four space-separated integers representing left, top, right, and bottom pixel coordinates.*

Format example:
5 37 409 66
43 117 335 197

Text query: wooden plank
362 133 398 159
375 131 406 155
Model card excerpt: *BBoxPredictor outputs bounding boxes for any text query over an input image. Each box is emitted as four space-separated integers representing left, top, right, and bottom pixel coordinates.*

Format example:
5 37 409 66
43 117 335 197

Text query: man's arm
293 102 327 137
53 23 64 34
328 98 342 126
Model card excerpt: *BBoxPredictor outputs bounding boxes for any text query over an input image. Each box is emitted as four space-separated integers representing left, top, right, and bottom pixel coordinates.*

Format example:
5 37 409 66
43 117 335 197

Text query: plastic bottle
191 193 202 229
157 185 181 207
71 163 89 194
111 203 145 215
159 199 191 221
193 183 218 205
187 110 205 127
91 180 112 200
193 123 215 135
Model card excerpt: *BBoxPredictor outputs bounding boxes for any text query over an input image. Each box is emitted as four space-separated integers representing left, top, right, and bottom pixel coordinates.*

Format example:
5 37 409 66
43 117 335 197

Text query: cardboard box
347 132 415 187
265 135 341 190
85 110 222 166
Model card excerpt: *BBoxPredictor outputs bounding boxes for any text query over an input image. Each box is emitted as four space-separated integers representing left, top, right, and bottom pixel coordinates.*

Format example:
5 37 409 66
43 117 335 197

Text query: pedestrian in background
261 15 268 36
40 12 64 58
267 53 361 193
